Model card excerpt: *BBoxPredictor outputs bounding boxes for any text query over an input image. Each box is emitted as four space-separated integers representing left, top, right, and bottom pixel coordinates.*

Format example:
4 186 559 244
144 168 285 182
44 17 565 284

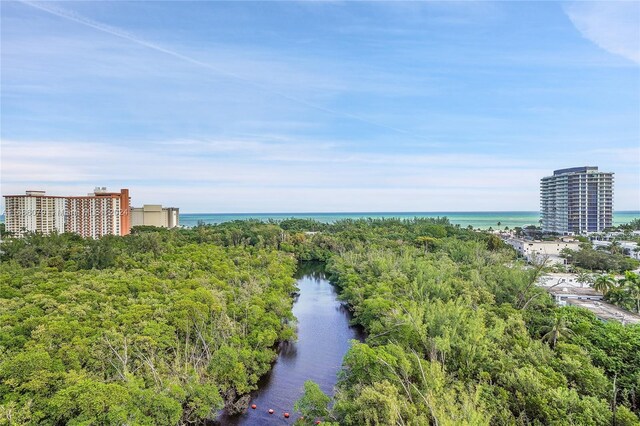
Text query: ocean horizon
1 210 638 231
177 210 640 230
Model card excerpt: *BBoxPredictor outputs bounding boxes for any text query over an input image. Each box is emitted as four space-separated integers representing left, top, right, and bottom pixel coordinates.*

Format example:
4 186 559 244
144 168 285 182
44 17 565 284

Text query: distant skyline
1 1 639 213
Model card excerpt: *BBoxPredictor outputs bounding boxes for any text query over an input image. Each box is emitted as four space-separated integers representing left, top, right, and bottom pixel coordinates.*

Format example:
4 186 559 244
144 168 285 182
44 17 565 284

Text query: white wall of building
505 238 581 265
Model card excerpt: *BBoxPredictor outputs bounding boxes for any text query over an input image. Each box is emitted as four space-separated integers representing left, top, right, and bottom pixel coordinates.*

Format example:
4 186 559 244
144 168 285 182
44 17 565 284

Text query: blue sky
1 1 639 212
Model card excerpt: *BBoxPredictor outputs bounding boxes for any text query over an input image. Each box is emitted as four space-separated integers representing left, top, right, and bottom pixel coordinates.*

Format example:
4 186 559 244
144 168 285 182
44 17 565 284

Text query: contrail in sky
19 0 431 140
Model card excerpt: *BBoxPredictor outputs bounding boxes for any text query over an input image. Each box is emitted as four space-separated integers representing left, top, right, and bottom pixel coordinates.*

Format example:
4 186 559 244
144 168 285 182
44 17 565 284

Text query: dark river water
216 262 365 425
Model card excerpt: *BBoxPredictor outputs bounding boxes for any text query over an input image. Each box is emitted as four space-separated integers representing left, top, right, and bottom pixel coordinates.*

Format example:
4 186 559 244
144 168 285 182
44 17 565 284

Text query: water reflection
294 261 328 280
278 341 297 359
215 262 364 425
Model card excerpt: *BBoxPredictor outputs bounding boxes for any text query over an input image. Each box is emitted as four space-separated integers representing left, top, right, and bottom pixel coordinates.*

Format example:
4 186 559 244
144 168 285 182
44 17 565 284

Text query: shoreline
176 211 640 230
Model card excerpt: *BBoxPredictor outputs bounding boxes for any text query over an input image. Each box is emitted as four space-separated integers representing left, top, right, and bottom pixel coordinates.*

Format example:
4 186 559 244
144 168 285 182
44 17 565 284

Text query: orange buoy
251 404 257 409
284 412 290 418
268 409 274 414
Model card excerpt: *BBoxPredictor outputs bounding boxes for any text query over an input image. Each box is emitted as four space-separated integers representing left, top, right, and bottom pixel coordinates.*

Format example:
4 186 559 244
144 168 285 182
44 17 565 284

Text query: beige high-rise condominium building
3 188 131 238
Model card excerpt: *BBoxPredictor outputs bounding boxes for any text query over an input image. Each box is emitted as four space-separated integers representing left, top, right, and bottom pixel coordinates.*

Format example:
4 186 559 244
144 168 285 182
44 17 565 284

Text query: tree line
1 229 297 424
1 218 639 425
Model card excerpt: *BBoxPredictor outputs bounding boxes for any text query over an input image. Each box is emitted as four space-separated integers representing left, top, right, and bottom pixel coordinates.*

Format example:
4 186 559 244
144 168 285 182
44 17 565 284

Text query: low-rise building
538 272 601 299
566 299 640 325
130 205 179 228
537 272 640 324
505 237 581 265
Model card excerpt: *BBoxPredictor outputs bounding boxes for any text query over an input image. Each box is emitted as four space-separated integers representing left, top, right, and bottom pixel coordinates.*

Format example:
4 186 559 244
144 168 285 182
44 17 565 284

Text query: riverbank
216 262 364 425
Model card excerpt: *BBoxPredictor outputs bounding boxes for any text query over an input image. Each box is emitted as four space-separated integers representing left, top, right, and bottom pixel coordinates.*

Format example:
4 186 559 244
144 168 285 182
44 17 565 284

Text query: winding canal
217 262 365 425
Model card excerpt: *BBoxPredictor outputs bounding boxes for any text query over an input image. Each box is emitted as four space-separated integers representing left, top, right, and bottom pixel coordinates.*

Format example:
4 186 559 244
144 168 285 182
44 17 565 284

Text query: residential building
538 273 640 325
65 188 131 238
505 237 581 265
566 300 640 325
3 190 66 237
540 166 613 234
130 204 180 228
3 188 130 238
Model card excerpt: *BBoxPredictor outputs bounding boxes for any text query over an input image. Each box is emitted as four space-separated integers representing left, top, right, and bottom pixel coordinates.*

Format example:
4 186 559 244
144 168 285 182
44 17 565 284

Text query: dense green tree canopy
1 218 639 425
324 243 639 425
561 246 639 273
1 231 297 424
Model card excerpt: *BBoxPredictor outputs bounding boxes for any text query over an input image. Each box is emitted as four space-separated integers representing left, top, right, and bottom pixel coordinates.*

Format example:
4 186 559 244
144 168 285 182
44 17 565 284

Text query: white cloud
3 138 638 212
2 3 639 213
565 1 640 64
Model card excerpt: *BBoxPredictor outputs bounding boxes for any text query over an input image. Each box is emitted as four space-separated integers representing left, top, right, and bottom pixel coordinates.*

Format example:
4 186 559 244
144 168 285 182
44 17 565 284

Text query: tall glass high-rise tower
540 166 613 234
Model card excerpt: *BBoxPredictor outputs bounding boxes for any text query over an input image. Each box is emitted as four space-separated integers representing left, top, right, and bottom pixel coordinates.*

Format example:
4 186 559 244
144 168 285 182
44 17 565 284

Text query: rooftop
553 166 598 176
566 299 640 325
548 286 602 298
4 188 128 199
539 273 588 288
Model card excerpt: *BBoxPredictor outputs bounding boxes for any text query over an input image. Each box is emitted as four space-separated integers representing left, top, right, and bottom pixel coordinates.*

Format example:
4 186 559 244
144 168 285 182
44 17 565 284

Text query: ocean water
1 211 638 231
178 211 640 230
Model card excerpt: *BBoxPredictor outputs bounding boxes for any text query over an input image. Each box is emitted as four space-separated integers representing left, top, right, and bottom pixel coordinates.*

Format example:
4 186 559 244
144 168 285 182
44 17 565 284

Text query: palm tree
577 271 594 287
609 241 623 255
542 315 574 349
415 236 437 254
605 287 634 311
593 274 616 295
619 272 640 313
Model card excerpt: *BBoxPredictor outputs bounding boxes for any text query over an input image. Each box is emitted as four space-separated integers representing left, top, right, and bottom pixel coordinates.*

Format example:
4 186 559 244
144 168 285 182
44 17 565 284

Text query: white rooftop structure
538 273 638 325
505 238 580 266
566 299 640 325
